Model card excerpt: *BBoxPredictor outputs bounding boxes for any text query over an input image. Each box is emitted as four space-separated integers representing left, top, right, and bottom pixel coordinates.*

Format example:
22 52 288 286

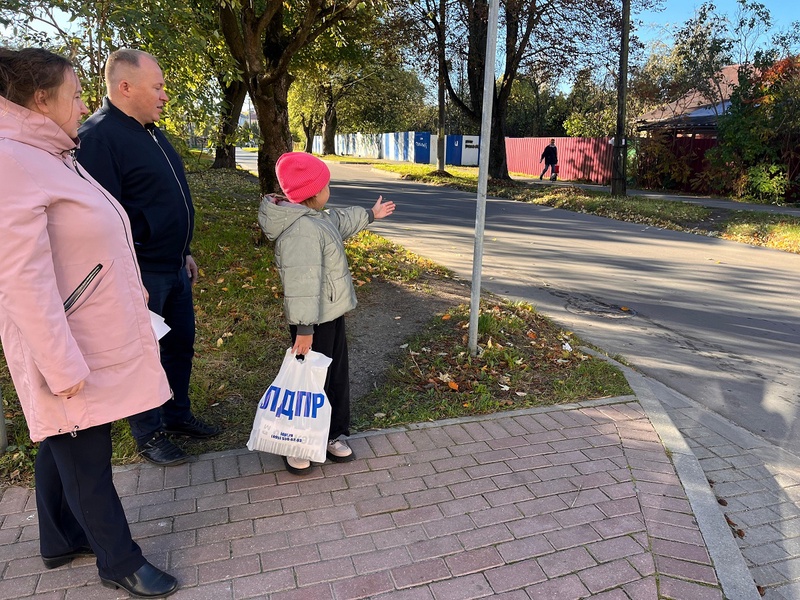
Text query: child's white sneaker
327 439 356 463
283 455 312 475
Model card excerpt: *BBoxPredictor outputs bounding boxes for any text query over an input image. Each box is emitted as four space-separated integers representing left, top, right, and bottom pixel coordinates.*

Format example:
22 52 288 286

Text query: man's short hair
104 48 156 86
550 139 555 143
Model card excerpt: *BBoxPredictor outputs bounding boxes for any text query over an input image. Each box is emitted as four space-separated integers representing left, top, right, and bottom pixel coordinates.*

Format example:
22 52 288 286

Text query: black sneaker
163 415 222 439
139 432 189 466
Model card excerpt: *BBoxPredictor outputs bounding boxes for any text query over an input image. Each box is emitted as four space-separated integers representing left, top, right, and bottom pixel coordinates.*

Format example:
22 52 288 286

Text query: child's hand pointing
372 195 396 220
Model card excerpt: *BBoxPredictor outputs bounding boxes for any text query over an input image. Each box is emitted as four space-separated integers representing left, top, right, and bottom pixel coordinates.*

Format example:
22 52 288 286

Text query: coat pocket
65 259 146 369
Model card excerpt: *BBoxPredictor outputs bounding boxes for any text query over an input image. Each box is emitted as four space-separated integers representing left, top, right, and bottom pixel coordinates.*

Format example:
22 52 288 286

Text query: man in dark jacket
78 49 221 466
540 139 558 180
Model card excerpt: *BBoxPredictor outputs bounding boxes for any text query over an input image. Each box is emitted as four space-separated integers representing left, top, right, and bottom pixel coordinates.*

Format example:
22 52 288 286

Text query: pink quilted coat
0 97 170 442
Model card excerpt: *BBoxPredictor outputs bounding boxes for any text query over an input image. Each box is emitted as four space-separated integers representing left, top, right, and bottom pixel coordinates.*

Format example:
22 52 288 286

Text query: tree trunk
300 115 317 153
322 94 338 155
252 73 293 194
212 80 247 169
488 102 509 180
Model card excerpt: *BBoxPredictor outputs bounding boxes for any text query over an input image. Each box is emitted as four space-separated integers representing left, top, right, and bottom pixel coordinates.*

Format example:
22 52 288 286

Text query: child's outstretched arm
372 195 396 220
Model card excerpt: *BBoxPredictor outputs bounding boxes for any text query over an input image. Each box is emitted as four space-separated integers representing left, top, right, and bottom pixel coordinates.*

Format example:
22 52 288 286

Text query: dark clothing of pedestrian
540 142 558 179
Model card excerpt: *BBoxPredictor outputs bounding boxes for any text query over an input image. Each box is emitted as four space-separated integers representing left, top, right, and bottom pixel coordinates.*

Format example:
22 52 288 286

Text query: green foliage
742 164 789 203
712 57 800 202
505 77 569 137
633 133 696 190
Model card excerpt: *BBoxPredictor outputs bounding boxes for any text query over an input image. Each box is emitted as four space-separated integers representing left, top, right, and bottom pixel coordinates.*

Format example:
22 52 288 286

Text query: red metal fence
506 137 614 184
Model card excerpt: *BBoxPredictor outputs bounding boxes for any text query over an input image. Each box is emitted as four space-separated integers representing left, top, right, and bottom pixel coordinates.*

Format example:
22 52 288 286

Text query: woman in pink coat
0 48 178 597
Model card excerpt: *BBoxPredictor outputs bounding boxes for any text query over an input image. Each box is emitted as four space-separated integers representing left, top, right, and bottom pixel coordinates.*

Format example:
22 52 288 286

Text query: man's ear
117 79 132 98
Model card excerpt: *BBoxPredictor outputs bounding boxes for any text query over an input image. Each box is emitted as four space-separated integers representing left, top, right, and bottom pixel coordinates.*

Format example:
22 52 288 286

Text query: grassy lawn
324 156 800 254
0 167 630 485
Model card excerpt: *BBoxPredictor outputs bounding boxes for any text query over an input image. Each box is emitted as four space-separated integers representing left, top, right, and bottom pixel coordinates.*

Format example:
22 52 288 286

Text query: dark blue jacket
77 98 194 273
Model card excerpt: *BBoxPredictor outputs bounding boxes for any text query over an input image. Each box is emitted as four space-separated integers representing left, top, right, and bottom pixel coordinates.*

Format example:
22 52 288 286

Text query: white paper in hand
149 310 171 339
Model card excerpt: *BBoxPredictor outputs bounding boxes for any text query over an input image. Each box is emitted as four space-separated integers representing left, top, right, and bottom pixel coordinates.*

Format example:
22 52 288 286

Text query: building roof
636 65 741 132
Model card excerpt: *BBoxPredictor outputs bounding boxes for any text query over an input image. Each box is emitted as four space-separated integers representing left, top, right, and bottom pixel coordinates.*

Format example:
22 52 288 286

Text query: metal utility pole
436 0 446 172
611 0 631 196
467 0 500 356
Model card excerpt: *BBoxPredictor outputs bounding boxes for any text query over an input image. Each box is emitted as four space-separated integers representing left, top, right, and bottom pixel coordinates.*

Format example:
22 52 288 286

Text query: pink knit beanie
275 152 331 203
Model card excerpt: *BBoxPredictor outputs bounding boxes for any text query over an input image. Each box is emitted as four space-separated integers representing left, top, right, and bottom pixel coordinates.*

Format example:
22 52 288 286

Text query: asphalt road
237 150 800 458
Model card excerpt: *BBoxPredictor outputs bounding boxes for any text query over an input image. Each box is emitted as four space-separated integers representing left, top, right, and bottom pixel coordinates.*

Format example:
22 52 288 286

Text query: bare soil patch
347 274 472 400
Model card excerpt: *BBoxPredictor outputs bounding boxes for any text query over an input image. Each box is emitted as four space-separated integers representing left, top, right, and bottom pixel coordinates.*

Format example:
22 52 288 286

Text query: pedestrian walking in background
77 49 221 467
0 47 178 598
540 138 558 180
258 152 395 475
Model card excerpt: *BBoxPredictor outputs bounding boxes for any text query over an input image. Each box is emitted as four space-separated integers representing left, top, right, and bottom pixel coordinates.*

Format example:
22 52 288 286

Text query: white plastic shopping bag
247 348 332 463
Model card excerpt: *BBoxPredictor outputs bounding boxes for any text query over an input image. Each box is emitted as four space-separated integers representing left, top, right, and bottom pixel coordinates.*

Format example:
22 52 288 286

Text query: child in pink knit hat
258 152 395 475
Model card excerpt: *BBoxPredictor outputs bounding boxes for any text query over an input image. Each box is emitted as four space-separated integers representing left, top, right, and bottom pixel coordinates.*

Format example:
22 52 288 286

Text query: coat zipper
63 264 103 311
148 129 192 268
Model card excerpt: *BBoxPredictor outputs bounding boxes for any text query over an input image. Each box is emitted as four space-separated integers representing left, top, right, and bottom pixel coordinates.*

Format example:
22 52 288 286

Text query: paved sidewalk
0 386 736 599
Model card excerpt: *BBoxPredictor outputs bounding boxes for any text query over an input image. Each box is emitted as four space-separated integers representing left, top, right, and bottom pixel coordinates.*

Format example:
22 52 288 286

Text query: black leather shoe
42 545 94 569
163 415 222 439
100 561 178 598
139 432 189 466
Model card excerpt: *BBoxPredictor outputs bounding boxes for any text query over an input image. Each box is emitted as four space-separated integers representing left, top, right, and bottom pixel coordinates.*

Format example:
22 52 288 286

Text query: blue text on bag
259 385 326 420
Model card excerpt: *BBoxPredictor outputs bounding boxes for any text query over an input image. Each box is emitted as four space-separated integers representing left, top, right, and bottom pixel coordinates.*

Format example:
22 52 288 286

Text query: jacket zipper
148 129 192 268
63 264 103 311
67 151 151 314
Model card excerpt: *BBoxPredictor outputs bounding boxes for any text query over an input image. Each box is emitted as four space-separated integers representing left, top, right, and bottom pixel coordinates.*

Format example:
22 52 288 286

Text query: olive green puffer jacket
258 196 371 334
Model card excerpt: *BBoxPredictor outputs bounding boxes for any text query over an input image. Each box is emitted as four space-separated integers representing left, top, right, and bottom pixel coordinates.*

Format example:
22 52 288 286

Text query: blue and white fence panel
312 131 482 167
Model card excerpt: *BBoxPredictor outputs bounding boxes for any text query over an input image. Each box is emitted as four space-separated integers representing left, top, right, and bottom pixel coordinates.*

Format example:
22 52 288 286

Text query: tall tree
218 0 378 193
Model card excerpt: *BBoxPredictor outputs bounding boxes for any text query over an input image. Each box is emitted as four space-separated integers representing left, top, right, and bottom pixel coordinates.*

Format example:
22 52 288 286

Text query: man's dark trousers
128 267 195 446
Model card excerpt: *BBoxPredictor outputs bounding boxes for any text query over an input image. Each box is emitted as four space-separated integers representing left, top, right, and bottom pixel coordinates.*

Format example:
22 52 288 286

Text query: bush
743 164 789 204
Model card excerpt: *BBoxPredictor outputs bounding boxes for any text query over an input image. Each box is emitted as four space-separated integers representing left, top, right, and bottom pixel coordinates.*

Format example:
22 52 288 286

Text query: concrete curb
587 349 762 600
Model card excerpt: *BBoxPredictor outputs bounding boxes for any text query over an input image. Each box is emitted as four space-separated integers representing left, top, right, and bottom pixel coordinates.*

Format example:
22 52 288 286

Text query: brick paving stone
586 535 648 563
483 486 535 507
318 533 375 561
623 576 659 600
577 557 641 593
484 558 547 593
287 522 345 547
545 524 604 550
537 546 597 577
445 547 504 576
469 504 523 528
295 556 356 587
592 514 646 539
391 558 451 589
658 576 724 600
524 573 591 599
377 478 427 497
448 478 498 499
438 495 491 517
405 488 456 509
232 568 297 597
429 572 494 600
458 524 515 550
392 505 444 527
352 546 412 575
197 555 261 584
423 514 475 538
269 582 335 600
407 535 464 561
372 587 436 600
496 534 554 562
